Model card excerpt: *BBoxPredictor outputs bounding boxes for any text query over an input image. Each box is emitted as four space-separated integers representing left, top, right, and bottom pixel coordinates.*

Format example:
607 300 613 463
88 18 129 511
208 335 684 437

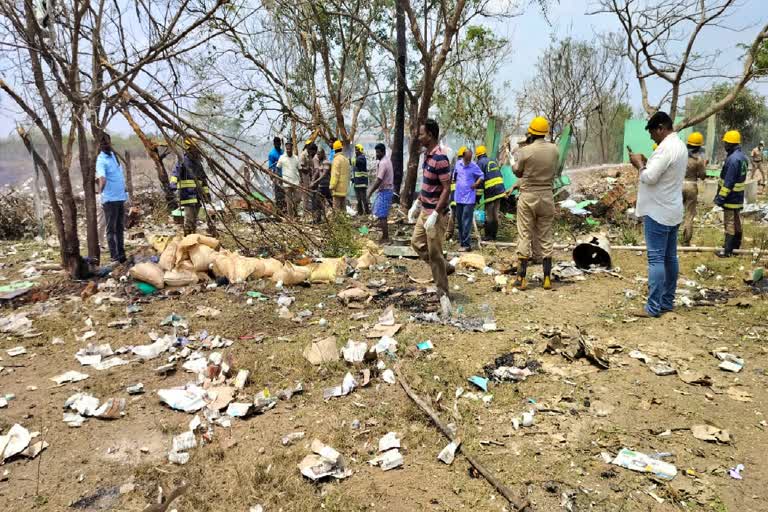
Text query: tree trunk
19 128 87 278
393 0 406 202
401 98 423 207
78 124 100 264
124 150 134 198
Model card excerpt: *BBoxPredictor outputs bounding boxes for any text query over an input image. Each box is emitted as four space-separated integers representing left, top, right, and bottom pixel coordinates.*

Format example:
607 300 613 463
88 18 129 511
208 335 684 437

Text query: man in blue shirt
268 137 285 210
453 147 483 251
95 133 128 263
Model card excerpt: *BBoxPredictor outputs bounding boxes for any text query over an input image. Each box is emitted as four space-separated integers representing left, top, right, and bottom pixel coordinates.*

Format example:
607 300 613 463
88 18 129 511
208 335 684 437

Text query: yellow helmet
722 130 741 144
457 146 467 157
687 132 704 147
475 145 487 157
333 140 343 151
528 116 549 136
355 143 364 153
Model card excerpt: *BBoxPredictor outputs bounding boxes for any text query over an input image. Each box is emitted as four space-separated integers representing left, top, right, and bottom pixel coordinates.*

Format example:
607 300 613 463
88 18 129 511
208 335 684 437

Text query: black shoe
716 234 735 258
513 258 528 290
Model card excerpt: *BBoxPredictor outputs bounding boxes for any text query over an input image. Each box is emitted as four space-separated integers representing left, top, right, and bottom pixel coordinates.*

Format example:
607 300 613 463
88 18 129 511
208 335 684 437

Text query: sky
1 0 767 137
496 0 768 119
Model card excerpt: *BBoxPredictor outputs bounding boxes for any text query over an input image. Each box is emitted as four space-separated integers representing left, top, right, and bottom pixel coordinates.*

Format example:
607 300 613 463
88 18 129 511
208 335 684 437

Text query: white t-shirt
277 154 300 186
636 132 687 226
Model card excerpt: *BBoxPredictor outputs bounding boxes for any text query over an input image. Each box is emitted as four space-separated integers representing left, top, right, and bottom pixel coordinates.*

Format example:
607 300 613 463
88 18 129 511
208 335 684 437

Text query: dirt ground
0 202 767 512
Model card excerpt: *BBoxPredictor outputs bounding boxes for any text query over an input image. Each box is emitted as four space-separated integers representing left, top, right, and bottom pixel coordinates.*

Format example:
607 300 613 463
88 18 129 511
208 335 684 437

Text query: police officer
512 117 558 290
681 132 707 246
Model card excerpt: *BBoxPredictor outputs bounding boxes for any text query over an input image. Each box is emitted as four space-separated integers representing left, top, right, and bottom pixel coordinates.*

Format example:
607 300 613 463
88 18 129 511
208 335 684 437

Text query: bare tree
592 0 768 129
517 35 628 164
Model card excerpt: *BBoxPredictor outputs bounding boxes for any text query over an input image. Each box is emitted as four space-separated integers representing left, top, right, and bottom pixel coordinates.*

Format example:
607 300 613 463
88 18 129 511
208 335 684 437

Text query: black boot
542 257 553 290
513 258 528 290
486 220 497 241
716 235 735 258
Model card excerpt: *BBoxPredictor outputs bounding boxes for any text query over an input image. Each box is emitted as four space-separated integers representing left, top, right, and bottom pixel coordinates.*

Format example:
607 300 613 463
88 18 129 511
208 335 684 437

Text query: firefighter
476 145 506 241
512 117 559 290
716 130 748 257
352 144 370 215
171 137 210 236
681 132 707 246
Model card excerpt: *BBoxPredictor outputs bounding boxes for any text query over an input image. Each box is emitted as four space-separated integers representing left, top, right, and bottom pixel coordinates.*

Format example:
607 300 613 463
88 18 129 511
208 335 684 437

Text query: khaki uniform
299 149 313 212
751 146 766 186
514 138 558 259
682 155 707 246
411 210 449 296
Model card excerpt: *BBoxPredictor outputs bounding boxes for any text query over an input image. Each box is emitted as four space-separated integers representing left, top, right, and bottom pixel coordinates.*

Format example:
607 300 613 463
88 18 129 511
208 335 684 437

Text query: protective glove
407 199 421 223
424 210 439 237
714 194 726 207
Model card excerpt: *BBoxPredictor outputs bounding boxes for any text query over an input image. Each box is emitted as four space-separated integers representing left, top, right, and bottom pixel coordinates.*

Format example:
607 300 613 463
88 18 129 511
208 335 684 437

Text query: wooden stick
483 240 767 255
394 365 530 511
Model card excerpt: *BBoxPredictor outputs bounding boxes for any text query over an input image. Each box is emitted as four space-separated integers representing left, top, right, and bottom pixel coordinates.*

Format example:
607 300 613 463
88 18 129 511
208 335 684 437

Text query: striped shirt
419 145 451 213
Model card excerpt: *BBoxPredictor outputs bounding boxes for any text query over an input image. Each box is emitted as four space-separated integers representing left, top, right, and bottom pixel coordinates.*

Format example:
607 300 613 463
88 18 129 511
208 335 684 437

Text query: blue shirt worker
352 144 370 216
170 137 210 235
453 146 483 251
268 137 285 210
95 133 128 263
716 130 749 257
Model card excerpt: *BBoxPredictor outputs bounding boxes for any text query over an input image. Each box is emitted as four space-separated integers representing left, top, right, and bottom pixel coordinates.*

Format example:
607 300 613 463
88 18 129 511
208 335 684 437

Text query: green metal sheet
622 118 693 162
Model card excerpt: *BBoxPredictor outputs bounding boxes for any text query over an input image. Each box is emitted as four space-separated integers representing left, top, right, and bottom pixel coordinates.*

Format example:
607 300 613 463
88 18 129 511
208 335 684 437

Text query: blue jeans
643 216 679 316
456 203 475 248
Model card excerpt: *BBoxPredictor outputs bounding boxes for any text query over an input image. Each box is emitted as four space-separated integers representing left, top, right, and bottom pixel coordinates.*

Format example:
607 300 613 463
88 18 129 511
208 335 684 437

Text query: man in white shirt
629 111 687 318
277 140 301 219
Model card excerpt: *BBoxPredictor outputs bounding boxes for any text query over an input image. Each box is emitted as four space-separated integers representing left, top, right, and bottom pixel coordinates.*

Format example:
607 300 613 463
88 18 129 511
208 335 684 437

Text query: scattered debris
713 352 744 373
468 376 489 392
303 336 339 365
610 448 677 480
342 340 368 363
0 424 31 461
729 464 745 480
298 439 352 481
51 370 89 385
438 439 461 465
281 432 305 446
691 424 731 443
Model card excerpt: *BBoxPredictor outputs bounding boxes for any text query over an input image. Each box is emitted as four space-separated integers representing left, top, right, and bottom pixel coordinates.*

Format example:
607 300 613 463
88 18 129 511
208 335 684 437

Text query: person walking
329 140 350 210
95 133 128 263
170 137 210 235
277 140 301 219
628 111 687 317
367 143 394 243
681 132 707 246
453 146 484 251
513 117 559 290
409 118 453 297
268 137 285 210
352 144 370 215
716 130 749 257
